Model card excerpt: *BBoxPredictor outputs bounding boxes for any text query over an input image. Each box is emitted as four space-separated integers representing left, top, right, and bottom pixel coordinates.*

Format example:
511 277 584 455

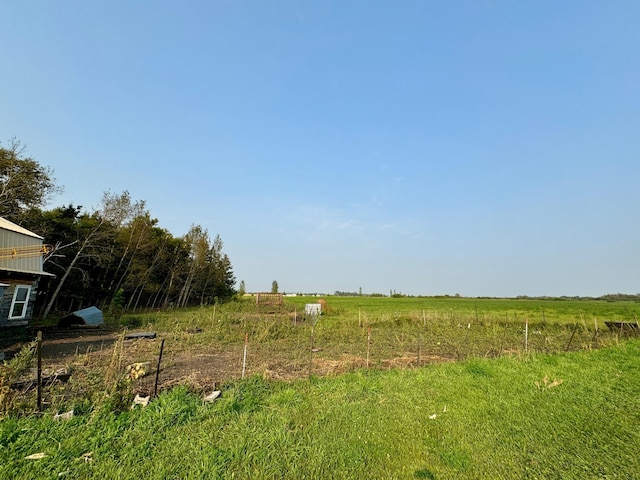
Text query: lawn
1 338 639 479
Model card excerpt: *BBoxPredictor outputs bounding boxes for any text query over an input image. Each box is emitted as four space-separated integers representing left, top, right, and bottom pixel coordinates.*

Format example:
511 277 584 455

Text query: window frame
8 285 32 320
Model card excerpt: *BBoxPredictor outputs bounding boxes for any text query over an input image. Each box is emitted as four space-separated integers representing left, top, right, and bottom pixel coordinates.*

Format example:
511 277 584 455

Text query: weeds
1 339 639 478
0 341 36 415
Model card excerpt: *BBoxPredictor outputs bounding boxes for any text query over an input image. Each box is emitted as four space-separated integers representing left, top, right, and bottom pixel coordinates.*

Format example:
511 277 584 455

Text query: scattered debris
536 375 564 391
81 451 93 463
54 410 74 421
203 390 222 403
131 394 150 408
311 347 323 353
58 306 104 327
429 406 447 420
187 328 203 334
604 321 639 331
125 332 157 340
11 367 71 390
25 452 47 460
126 362 151 380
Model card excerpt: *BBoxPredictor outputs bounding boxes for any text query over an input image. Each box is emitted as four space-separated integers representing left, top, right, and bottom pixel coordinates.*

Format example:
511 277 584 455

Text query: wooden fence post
591 318 599 347
565 323 579 351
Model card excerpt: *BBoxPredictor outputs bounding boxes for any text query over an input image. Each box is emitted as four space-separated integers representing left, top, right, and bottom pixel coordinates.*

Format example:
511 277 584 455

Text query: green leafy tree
0 139 61 222
271 280 279 294
238 280 246 296
110 289 125 323
18 183 238 316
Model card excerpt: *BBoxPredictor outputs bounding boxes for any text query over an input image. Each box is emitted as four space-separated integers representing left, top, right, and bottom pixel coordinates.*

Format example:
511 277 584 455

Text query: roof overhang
0 217 44 239
0 266 56 277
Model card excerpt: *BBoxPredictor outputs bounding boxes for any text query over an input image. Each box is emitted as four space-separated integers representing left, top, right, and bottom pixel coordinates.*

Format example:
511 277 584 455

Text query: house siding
0 217 49 326
0 228 44 274
0 279 38 326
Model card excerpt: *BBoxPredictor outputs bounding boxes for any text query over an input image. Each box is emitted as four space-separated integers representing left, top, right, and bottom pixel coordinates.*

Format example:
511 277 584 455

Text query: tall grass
108 296 637 382
6 296 636 417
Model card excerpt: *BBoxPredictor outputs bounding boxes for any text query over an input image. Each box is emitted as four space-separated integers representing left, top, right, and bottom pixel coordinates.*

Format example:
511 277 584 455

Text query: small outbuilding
0 217 54 327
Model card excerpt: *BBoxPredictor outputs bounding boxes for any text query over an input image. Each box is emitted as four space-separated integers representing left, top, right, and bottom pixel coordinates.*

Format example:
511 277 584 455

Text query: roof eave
0 266 56 277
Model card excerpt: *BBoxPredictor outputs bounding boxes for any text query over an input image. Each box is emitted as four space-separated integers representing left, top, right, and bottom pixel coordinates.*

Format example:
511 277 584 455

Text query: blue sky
1 1 638 296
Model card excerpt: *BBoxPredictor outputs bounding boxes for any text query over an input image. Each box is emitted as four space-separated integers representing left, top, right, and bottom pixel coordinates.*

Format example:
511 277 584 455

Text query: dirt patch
41 332 118 360
3 325 458 404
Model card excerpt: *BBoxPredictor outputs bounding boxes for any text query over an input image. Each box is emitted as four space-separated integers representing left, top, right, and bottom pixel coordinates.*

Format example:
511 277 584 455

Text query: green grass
3 296 638 478
1 339 639 479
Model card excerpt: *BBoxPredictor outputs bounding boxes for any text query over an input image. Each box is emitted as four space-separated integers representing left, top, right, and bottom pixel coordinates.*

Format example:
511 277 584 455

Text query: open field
113 295 640 386
1 337 639 479
2 296 639 410
1 296 640 478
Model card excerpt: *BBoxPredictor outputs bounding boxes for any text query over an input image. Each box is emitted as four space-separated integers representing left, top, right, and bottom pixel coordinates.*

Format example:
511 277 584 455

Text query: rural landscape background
2 1 640 479
1 1 638 297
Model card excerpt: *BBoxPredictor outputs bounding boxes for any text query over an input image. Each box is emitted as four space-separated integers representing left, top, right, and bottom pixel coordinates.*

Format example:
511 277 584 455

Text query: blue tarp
59 306 104 327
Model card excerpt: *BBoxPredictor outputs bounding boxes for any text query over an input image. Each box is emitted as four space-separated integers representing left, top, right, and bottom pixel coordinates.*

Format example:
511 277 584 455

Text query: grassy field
2 296 640 478
285 295 639 324
1 338 639 479
109 295 639 383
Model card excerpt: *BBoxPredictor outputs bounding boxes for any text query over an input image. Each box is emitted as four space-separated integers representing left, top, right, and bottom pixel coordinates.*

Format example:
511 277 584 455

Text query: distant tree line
1 140 236 319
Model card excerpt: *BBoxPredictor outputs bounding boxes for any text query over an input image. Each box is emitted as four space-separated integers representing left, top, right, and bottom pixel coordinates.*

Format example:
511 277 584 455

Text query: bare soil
3 323 458 404
3 327 242 398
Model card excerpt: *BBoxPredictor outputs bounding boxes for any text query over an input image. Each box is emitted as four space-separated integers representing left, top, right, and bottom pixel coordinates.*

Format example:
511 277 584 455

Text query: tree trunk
42 220 103 319
42 246 83 320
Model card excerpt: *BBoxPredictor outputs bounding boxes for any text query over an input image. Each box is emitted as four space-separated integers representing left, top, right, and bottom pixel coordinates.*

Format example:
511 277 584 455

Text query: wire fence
2 309 638 413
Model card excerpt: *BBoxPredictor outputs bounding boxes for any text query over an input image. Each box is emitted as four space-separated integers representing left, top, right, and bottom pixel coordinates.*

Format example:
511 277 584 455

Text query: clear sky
1 1 638 297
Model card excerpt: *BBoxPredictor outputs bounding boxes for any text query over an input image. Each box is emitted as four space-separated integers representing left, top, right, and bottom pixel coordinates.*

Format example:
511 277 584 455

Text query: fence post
154 338 165 397
591 318 599 347
565 323 579 351
242 333 248 379
366 325 371 368
36 331 42 412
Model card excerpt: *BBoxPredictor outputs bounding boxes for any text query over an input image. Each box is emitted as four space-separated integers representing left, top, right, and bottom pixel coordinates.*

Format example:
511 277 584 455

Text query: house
0 217 54 326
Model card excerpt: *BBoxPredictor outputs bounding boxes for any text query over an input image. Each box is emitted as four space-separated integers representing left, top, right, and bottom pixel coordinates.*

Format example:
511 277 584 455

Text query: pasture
107 295 638 389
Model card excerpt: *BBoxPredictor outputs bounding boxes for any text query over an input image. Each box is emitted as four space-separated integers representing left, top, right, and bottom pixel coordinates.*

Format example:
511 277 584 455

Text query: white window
9 285 31 320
